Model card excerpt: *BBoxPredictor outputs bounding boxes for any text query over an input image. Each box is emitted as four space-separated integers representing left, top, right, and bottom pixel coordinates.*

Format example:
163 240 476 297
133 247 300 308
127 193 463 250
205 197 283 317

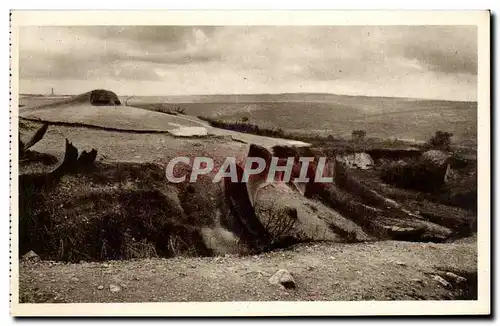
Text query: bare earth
20 238 476 303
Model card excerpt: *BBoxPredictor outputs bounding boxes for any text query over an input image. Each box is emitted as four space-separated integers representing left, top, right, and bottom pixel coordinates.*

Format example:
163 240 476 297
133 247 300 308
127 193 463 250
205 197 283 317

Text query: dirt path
19 238 477 303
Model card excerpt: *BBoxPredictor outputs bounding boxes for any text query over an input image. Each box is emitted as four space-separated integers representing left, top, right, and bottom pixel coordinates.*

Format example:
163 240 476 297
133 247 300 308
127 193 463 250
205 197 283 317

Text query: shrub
352 130 366 142
427 131 453 150
174 107 186 114
197 116 290 139
380 158 448 192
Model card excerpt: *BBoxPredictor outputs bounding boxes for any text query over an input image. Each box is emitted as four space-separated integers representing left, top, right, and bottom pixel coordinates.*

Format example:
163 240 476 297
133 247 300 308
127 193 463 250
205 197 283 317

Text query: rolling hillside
129 93 477 146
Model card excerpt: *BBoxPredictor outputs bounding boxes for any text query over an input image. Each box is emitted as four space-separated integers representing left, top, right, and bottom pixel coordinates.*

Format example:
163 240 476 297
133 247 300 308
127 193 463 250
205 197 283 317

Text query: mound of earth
20 89 207 134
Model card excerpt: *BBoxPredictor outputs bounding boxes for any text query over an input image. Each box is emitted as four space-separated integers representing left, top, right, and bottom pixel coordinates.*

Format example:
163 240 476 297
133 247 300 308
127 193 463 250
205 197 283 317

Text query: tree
240 116 249 123
351 130 366 142
427 131 453 150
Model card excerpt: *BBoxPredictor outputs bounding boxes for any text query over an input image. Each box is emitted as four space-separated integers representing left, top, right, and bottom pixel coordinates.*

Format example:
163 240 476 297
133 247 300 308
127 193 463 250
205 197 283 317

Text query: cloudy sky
19 26 477 101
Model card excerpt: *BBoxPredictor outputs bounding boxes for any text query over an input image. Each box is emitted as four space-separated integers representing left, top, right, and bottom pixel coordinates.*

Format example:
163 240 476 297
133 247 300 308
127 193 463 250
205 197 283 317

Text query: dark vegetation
143 104 187 115
352 130 367 142
198 116 287 139
425 131 453 151
380 158 448 192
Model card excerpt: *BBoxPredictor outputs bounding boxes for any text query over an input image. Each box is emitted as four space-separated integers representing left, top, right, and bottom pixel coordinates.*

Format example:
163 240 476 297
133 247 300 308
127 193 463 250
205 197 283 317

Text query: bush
380 159 448 192
174 107 186 115
352 130 366 142
197 117 289 139
427 131 453 150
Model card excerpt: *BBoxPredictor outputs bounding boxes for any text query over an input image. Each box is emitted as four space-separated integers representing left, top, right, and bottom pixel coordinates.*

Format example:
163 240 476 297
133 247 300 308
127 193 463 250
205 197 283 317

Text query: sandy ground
19 238 477 303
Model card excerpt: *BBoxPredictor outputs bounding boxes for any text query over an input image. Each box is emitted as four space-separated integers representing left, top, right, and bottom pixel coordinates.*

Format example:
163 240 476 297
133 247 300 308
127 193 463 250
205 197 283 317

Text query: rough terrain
16 92 479 303
19 238 477 303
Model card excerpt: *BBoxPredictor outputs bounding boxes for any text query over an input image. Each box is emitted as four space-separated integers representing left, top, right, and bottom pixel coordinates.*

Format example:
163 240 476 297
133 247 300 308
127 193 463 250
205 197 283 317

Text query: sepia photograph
9 10 490 316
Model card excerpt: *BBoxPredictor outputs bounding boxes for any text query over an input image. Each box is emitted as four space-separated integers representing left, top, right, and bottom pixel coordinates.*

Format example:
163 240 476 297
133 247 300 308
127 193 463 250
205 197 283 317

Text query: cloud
18 26 478 101
388 26 477 75
19 26 222 81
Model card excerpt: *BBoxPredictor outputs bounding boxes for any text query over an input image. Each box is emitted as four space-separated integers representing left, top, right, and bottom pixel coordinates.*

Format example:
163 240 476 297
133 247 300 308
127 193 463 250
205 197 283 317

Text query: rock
254 183 370 244
109 284 121 293
432 275 452 289
422 150 451 168
269 269 296 289
385 226 421 234
339 152 375 170
444 272 467 285
97 285 104 290
70 277 79 282
411 278 423 284
22 250 41 262
396 261 407 266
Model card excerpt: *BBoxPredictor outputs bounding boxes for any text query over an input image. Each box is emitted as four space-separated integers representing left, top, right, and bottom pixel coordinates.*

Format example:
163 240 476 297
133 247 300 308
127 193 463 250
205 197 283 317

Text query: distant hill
128 93 476 147
126 92 475 105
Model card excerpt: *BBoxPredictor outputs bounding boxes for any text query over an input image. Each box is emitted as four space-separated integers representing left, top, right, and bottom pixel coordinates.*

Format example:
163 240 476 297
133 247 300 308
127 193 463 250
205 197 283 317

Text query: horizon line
18 91 477 103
